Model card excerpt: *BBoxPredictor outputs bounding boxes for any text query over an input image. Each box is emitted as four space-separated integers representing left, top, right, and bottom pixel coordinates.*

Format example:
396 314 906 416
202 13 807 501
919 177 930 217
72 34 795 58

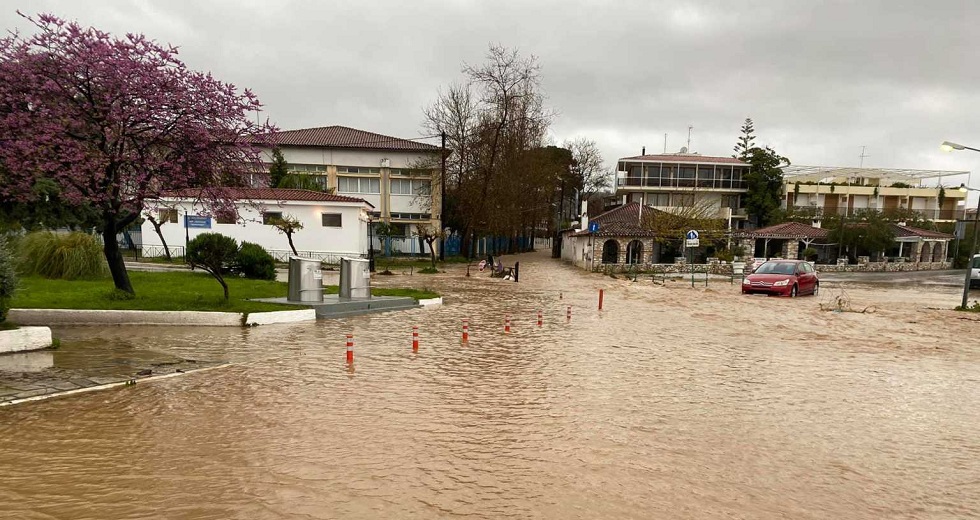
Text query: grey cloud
5 0 980 192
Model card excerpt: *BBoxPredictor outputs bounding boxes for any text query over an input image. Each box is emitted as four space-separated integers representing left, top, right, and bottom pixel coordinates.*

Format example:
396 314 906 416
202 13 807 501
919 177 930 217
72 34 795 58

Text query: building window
338 176 381 194
390 212 430 220
337 166 380 174
391 168 430 176
159 208 178 223
648 193 669 206
262 212 282 225
287 164 327 173
322 213 342 227
390 178 431 195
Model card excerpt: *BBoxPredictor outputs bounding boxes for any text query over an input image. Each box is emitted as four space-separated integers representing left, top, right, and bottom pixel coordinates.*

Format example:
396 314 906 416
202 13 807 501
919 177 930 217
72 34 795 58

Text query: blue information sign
588 221 599 233
184 215 212 229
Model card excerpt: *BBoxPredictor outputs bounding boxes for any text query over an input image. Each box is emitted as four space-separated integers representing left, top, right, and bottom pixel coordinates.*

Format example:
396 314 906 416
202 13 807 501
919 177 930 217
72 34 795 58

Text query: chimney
580 200 589 231
642 146 646 156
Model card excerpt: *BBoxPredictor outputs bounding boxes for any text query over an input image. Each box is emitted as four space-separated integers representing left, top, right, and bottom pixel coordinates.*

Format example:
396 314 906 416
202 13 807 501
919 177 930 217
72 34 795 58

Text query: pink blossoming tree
0 12 275 295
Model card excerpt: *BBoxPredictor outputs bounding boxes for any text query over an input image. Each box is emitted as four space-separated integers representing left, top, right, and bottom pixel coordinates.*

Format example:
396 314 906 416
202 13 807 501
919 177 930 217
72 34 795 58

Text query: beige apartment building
260 125 442 254
782 166 968 224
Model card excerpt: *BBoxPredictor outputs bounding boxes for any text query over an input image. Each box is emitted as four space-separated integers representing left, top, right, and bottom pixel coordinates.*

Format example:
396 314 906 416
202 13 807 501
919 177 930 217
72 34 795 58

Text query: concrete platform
250 295 419 319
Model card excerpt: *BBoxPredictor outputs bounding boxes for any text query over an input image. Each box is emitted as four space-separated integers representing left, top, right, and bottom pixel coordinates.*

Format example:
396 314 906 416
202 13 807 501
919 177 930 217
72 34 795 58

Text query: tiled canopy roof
891 224 954 239
168 188 374 207
264 126 441 152
570 202 669 237
735 222 829 240
736 221 953 241
619 154 747 165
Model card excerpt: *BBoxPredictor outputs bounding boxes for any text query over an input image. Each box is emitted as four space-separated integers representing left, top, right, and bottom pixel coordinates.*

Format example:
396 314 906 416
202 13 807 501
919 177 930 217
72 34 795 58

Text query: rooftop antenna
859 146 870 167
687 125 693 152
663 133 667 153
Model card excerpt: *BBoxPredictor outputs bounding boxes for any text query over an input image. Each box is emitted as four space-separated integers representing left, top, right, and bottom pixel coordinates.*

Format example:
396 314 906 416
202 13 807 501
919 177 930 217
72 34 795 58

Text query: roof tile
264 126 440 152
169 188 374 207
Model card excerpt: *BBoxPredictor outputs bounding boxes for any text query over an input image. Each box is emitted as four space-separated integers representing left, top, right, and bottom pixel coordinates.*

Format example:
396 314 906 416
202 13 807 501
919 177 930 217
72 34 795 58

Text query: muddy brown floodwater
1 252 978 519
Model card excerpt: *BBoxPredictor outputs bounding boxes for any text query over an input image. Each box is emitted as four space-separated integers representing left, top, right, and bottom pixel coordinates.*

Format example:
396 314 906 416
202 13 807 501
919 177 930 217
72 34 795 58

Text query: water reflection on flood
0 252 978 519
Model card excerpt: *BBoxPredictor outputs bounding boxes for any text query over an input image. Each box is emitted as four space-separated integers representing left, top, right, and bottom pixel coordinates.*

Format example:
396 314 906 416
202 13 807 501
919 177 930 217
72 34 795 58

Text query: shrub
0 236 17 323
236 242 276 280
16 231 107 280
186 233 238 300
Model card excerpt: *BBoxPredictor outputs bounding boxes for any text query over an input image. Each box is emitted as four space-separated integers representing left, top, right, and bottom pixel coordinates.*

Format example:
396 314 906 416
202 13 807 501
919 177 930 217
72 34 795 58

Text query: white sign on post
685 229 699 248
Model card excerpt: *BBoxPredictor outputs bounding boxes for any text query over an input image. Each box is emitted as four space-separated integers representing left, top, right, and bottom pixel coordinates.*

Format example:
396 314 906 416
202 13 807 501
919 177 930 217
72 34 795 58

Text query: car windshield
973 256 980 269
754 262 796 275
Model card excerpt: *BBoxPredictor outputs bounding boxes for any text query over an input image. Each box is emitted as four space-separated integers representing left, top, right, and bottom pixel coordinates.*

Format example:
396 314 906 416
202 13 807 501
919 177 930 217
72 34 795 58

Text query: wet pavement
0 340 222 405
0 251 978 519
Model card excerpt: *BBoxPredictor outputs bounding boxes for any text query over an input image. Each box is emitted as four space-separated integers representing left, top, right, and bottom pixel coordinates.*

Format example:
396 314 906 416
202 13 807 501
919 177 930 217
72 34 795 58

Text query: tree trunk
102 220 134 295
218 275 229 301
427 238 437 268
148 218 172 261
461 226 472 260
287 233 298 255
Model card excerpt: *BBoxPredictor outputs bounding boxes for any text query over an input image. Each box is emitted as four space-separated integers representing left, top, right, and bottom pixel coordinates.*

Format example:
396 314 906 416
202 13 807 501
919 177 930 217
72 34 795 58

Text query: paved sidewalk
0 341 223 406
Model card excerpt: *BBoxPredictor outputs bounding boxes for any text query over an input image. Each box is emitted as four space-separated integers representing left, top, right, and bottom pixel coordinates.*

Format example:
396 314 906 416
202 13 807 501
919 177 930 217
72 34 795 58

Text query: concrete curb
418 297 443 308
8 308 317 327
9 309 242 326
0 327 53 353
245 309 317 326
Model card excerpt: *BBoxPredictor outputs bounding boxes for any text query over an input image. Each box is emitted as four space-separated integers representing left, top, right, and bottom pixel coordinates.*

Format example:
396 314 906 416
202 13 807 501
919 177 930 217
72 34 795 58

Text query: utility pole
859 146 870 168
439 130 446 261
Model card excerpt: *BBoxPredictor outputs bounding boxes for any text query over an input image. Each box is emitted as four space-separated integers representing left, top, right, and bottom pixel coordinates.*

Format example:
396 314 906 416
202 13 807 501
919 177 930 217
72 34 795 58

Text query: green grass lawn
12 271 439 313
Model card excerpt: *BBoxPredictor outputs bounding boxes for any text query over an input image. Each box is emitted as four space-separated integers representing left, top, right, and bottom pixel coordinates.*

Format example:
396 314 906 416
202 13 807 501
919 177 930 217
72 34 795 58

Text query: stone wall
814 261 950 272
592 259 951 274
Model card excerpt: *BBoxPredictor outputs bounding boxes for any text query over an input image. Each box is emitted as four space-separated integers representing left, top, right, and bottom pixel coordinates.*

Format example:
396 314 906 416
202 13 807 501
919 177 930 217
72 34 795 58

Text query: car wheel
812 283 819 296
790 285 798 298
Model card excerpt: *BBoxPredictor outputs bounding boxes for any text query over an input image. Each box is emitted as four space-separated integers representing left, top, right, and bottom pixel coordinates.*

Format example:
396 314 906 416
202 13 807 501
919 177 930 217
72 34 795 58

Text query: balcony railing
617 177 747 190
786 206 965 221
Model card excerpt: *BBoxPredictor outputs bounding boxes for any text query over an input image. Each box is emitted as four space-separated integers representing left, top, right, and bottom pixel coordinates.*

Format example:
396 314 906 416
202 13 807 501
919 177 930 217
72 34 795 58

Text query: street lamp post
958 183 980 308
940 140 980 308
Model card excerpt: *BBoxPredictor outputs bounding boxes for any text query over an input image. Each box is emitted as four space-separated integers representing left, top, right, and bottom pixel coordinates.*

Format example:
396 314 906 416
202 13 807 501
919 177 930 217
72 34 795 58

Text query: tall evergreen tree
743 146 789 228
733 117 756 160
269 147 289 188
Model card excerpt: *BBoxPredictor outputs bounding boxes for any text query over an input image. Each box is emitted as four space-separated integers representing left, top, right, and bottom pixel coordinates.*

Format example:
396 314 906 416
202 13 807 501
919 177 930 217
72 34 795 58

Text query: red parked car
741 260 819 297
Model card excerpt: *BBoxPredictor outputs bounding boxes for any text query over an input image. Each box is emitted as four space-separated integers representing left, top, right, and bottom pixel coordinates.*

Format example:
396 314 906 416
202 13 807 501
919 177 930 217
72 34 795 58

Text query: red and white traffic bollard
566 305 571 322
412 326 419 352
346 334 354 364
537 310 543 327
462 319 469 342
505 315 511 333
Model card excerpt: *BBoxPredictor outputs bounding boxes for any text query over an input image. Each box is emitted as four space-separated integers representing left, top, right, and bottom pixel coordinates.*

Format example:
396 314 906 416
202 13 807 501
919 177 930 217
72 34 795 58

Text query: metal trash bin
339 257 371 299
287 257 323 303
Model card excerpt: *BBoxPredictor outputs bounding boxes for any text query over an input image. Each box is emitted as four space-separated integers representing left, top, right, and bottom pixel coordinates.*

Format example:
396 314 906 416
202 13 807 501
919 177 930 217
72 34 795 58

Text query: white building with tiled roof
140 188 374 262
616 151 751 229
256 125 443 255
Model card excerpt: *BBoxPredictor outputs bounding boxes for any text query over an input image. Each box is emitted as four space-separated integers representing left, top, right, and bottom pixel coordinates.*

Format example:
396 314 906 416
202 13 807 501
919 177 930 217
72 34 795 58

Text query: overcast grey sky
5 0 980 195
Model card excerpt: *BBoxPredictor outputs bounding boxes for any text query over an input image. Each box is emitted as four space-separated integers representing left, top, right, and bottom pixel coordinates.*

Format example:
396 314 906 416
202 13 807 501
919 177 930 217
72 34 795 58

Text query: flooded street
1 252 978 519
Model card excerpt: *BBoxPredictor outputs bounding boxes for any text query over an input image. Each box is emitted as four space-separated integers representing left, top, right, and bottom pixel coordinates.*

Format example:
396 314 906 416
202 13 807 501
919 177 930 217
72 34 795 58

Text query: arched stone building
560 202 679 270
